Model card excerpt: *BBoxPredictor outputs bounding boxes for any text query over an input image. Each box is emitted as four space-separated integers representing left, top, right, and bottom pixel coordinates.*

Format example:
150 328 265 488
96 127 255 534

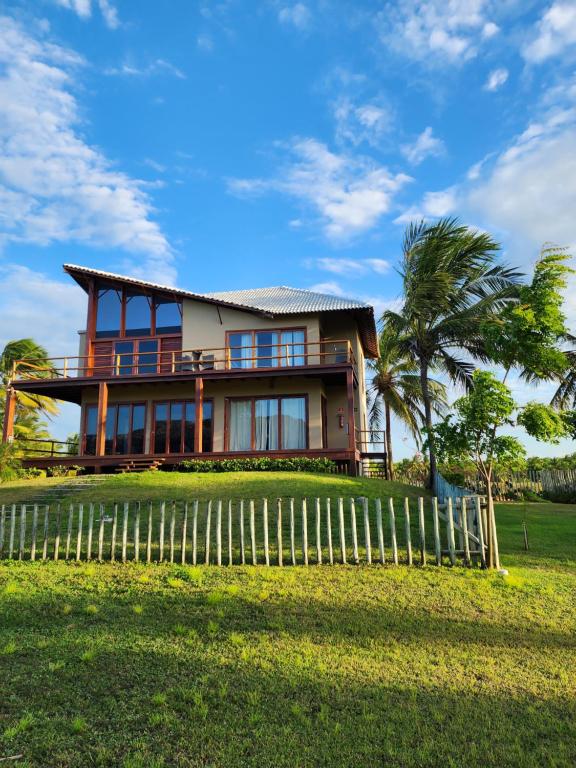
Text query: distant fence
0 496 489 568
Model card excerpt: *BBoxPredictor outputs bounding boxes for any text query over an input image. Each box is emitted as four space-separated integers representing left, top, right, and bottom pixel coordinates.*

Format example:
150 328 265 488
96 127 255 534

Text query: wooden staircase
115 458 166 474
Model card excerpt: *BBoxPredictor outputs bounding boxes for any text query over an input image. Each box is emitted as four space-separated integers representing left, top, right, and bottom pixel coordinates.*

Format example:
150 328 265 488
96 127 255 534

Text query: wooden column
346 367 357 476
194 377 204 454
95 382 108 457
85 279 97 376
2 388 17 443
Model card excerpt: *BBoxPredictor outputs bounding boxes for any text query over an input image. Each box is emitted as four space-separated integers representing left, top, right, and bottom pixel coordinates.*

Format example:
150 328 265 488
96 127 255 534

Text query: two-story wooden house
2 264 380 474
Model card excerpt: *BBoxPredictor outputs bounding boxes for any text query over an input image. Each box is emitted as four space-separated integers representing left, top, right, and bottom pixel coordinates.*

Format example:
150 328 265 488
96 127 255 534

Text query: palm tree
1 339 59 418
367 324 448 479
383 218 522 487
551 345 576 409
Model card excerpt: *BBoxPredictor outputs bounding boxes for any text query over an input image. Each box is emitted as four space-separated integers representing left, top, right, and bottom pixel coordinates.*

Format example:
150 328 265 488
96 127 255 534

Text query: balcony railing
12 339 356 382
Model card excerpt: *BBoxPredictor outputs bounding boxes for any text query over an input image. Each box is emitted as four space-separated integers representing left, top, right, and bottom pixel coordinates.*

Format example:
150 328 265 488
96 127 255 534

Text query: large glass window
96 288 122 338
156 299 182 335
228 329 306 369
137 339 158 374
100 403 147 455
153 400 213 454
131 404 146 454
125 292 152 337
228 396 307 451
114 341 134 376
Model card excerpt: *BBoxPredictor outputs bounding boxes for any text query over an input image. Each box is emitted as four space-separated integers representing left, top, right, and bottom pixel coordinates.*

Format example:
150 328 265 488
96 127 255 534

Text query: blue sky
1 0 576 455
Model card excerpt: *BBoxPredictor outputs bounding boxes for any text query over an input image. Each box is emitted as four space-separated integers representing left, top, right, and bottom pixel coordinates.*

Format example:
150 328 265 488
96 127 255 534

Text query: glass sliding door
83 405 98 455
229 332 253 369
131 405 146 454
281 397 306 449
169 402 184 454
255 331 280 368
229 400 252 451
255 398 279 450
280 330 305 367
84 402 147 456
153 400 213 454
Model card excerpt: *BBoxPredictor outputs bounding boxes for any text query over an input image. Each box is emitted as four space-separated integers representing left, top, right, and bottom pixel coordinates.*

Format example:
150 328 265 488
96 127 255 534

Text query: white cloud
278 3 311 29
377 0 498 64
401 127 445 165
0 16 174 282
104 58 186 79
308 281 346 296
484 67 508 91
394 186 457 223
314 257 391 276
523 1 576 63
334 98 393 147
54 0 119 28
197 33 214 52
228 138 412 241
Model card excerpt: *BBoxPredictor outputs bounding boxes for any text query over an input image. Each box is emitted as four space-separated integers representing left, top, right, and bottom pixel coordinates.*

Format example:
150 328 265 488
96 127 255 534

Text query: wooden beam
95 381 108 456
85 279 97 376
346 367 355 452
2 388 17 443
194 377 204 454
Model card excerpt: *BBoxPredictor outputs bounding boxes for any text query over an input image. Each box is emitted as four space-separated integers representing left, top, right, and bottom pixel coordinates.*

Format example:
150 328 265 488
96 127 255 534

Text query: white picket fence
0 496 489 568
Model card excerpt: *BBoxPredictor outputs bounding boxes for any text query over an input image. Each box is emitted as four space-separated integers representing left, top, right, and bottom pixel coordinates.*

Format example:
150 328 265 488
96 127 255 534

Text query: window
93 283 181 339
114 341 134 376
228 329 306 369
228 396 307 451
137 339 158 374
83 402 146 456
155 299 182 335
125 292 152 337
96 288 122 338
153 400 213 454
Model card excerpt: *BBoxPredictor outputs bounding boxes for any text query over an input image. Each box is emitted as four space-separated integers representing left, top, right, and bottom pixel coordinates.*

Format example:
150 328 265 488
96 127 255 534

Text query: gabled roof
63 264 378 357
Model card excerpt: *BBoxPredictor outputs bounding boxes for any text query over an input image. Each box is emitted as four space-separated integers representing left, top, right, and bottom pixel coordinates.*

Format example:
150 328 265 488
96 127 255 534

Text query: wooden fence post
239 500 245 565
31 505 38 562
326 498 334 565
0 505 4 559
350 498 359 565
404 498 412 566
475 496 487 569
446 497 456 566
302 498 308 565
388 498 398 565
338 497 346 564
98 504 105 562
461 497 470 566
375 499 385 564
169 501 176 564
216 500 223 566
65 504 73 560
315 497 322 564
76 504 84 562
192 500 198 566
18 504 26 561
8 504 16 560
432 498 441 566
42 505 50 561
205 500 212 565
53 504 61 562
122 502 129 563
418 497 426 567
158 502 165 563
249 500 256 565
134 502 140 564
227 500 233 566
263 498 269 566
181 502 188 565
289 498 296 566
362 497 372 564
87 504 94 561
146 502 153 565
277 498 283 567
110 503 118 562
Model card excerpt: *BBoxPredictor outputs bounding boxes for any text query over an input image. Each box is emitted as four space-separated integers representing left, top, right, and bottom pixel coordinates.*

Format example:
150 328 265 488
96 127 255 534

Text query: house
2 264 382 475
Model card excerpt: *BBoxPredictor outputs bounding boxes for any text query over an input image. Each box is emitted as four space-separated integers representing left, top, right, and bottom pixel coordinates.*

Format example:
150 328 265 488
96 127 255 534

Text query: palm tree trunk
385 401 394 480
419 358 436 489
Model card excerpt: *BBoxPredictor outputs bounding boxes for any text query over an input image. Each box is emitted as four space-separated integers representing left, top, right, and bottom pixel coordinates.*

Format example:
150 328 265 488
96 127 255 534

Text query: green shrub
173 457 336 474
46 465 70 478
541 488 576 504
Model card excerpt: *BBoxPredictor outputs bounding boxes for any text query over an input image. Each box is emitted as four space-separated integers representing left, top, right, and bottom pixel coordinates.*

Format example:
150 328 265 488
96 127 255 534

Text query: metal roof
63 264 378 357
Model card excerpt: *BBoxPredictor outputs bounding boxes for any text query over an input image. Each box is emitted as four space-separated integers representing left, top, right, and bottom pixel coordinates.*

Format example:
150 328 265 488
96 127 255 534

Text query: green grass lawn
0 473 575 767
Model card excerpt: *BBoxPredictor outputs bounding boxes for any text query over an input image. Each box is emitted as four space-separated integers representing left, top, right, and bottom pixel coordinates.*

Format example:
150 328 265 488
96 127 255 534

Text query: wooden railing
14 438 78 458
12 339 356 381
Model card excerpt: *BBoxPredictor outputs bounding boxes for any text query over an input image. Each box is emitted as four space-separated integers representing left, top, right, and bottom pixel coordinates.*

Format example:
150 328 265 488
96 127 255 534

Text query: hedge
173 457 336 474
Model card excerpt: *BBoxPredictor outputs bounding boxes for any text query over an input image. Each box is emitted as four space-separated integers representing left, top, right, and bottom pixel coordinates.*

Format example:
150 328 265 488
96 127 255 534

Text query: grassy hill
0 472 574 767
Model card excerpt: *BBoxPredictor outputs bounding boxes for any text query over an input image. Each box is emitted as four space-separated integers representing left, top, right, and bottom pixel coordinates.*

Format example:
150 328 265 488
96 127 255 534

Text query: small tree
429 370 570 569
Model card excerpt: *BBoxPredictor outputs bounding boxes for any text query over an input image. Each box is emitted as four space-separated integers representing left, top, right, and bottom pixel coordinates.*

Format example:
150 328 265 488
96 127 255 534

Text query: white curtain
229 400 252 451
255 399 278 450
281 397 306 449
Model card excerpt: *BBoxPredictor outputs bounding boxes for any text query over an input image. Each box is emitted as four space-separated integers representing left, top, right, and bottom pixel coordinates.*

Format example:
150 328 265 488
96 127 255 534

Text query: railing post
194 378 203 454
95 381 108 457
2 388 17 444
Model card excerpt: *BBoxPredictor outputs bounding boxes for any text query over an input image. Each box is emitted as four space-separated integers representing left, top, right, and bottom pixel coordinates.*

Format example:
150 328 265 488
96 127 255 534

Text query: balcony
11 339 357 383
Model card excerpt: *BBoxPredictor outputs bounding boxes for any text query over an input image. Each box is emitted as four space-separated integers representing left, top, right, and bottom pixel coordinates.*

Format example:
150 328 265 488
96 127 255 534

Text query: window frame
225 327 308 369
225 394 309 452
151 398 214 455
81 401 147 456
93 282 183 341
